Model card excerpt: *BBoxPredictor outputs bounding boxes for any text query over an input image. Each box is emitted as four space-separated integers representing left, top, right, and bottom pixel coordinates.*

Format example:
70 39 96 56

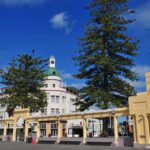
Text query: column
144 115 150 144
49 122 51 137
57 120 62 143
135 115 140 144
12 120 16 141
113 116 118 146
24 121 29 142
46 122 51 137
132 116 137 144
36 122 40 142
149 116 150 138
3 123 7 141
83 118 87 144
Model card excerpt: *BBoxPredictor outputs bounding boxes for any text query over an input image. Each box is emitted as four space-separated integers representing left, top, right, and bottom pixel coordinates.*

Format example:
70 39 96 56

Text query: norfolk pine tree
0 51 48 116
74 0 138 134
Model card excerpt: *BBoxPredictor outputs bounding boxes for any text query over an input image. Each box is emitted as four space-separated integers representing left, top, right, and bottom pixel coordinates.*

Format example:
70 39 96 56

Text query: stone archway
12 108 29 141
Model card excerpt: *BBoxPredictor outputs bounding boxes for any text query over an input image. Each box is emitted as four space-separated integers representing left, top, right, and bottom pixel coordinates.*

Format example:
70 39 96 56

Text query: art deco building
0 56 77 137
0 56 102 138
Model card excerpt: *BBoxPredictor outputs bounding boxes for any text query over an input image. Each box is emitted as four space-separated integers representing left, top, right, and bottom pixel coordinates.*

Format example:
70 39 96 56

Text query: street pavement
0 142 147 150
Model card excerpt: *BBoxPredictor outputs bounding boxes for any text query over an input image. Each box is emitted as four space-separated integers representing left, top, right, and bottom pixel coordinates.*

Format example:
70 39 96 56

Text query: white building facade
0 56 102 138
42 56 77 116
0 56 79 137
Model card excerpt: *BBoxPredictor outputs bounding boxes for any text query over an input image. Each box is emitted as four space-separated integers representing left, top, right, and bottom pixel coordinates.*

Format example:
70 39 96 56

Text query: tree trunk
101 117 109 137
7 108 14 117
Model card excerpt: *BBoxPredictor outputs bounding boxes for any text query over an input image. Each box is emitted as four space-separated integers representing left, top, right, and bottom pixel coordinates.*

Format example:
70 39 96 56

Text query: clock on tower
49 56 55 68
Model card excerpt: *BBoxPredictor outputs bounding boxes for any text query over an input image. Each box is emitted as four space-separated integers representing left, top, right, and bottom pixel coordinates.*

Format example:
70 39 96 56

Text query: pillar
57 120 62 143
24 121 29 142
144 115 150 144
36 122 40 142
132 116 137 144
83 118 87 144
49 122 51 137
3 123 7 141
135 115 140 144
46 122 51 137
12 120 16 141
113 116 118 146
149 116 150 138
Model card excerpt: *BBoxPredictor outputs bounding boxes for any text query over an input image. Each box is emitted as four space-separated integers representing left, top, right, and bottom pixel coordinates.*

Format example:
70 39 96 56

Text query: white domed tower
44 56 64 90
40 55 78 138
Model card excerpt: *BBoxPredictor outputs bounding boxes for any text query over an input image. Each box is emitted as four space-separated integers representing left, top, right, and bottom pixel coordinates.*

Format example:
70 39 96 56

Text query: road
0 142 147 150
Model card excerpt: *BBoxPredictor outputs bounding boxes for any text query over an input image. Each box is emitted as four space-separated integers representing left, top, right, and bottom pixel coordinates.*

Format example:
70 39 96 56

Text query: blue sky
0 0 150 92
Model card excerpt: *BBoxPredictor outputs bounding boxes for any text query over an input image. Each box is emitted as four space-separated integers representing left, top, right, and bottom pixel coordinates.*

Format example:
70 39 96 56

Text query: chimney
145 72 150 93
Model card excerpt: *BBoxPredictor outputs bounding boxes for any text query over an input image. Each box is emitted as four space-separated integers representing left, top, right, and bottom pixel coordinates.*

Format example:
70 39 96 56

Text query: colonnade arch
0 109 29 141
0 94 149 147
20 107 128 146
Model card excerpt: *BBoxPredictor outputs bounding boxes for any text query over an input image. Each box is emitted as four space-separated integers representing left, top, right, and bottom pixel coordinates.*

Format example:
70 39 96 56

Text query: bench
59 141 81 145
38 137 56 144
86 141 112 146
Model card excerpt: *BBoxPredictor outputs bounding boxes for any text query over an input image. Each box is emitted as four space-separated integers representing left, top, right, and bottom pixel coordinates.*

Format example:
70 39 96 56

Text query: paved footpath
0 142 148 150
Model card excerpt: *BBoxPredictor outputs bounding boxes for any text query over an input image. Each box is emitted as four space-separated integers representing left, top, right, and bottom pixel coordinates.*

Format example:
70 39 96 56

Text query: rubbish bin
124 136 133 147
7 136 11 142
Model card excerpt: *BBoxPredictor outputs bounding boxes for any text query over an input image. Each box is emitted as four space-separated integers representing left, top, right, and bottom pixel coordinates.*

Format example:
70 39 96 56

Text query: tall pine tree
0 51 48 116
74 1 138 111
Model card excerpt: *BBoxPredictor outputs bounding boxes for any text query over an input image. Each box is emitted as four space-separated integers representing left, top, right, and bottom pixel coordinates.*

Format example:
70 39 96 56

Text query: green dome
45 67 60 77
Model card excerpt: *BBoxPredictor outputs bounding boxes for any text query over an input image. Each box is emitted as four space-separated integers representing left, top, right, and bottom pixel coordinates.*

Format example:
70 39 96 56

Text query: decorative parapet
129 94 150 115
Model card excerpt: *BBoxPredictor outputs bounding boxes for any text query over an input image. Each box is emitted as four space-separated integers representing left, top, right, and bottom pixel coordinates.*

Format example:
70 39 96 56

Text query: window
45 84 48 88
51 96 55 103
53 84 55 88
56 108 59 114
43 108 47 115
51 122 58 128
51 108 59 115
51 108 55 115
56 96 59 103
51 121 58 137
62 96 66 103
0 111 5 119
62 109 66 114
40 123 46 137
70 98 74 102
40 123 46 129
51 95 60 103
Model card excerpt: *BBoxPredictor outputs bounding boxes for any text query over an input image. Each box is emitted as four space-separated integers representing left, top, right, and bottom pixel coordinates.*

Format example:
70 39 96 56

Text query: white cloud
50 12 75 35
135 2 150 29
68 83 85 89
0 0 45 6
125 65 150 89
128 80 146 89
62 72 73 79
132 65 150 78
